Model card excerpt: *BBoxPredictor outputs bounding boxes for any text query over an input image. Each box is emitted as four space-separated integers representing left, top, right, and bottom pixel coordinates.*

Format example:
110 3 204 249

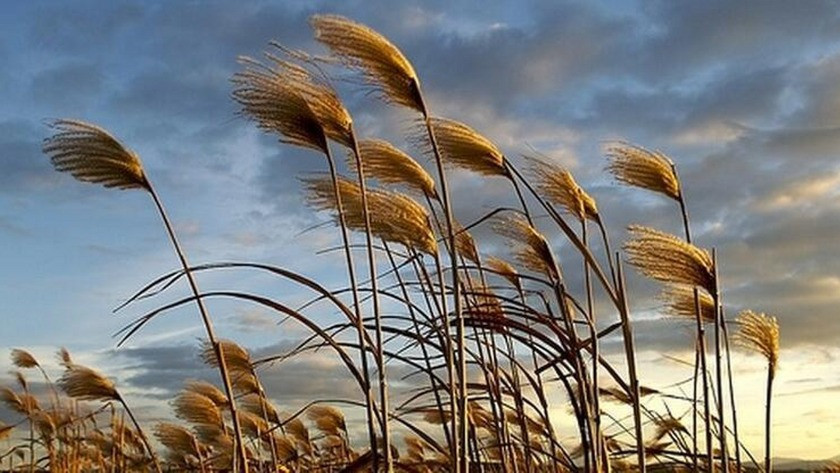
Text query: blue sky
2 0 840 459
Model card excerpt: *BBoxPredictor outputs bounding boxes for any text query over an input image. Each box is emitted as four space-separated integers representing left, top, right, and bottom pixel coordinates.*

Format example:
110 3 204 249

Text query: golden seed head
493 214 559 281
310 14 422 111
351 138 436 198
525 154 598 221
735 310 780 376
421 117 507 177
605 141 680 200
485 257 522 291
306 405 346 436
659 284 716 323
624 225 715 294
303 175 437 254
58 364 119 402
11 349 39 369
43 119 149 191
232 56 329 153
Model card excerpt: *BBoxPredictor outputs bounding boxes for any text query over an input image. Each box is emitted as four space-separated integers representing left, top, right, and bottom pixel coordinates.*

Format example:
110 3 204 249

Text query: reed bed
2 12 804 473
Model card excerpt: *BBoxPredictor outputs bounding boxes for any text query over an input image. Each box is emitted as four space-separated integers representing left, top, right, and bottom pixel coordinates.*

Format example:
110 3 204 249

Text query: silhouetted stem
323 146 380 468
146 183 248 473
417 86 466 473
117 394 162 473
616 255 646 472
764 368 774 473
349 128 393 472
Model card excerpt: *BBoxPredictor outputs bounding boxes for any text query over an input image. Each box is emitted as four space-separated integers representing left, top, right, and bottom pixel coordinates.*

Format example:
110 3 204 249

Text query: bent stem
349 128 392 471
116 394 162 473
322 145 380 468
147 183 249 473
417 87 466 473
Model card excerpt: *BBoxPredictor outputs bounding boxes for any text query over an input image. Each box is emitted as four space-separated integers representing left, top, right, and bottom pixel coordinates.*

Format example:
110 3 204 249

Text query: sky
1 0 840 462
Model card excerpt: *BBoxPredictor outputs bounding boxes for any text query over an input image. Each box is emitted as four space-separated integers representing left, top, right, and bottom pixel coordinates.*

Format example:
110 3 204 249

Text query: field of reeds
1 13 810 473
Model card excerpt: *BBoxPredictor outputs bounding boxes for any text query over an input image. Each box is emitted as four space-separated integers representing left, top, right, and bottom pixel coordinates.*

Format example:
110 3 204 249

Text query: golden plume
172 390 224 427
184 379 228 407
453 221 480 263
525 154 598 221
263 44 354 147
351 138 436 198
659 284 715 323
238 410 269 439
493 214 559 281
605 142 680 200
11 349 39 369
232 56 329 153
201 339 253 375
624 225 715 294
303 175 436 254
58 365 119 402
418 117 507 177
42 119 149 191
310 14 422 111
241 393 281 425
154 422 203 458
306 405 346 436
485 257 522 291
0 423 13 441
0 387 39 415
57 347 73 367
735 310 780 376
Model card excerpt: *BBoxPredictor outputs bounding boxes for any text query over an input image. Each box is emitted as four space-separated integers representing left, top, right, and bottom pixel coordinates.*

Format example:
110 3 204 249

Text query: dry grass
10 11 796 473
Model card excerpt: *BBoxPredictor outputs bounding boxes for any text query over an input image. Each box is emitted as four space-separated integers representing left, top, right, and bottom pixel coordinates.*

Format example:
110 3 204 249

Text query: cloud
0 120 59 194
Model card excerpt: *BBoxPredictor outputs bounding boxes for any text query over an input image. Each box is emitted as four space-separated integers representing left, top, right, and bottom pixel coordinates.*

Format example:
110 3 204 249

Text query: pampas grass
19 12 796 473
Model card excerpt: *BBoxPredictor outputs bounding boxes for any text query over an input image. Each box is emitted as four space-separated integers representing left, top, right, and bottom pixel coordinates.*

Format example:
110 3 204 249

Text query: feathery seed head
485 257 522 292
232 56 329 153
624 225 715 294
43 119 149 191
201 339 253 375
303 175 437 254
307 405 346 436
11 349 39 369
525 154 598 221
453 221 480 264
241 393 280 424
263 45 354 147
659 284 715 323
154 422 202 458
184 379 228 407
172 390 223 427
735 310 780 376
0 388 35 415
57 347 73 368
493 214 559 281
58 365 119 402
352 138 436 198
605 142 680 200
0 423 13 441
310 14 422 111
418 117 507 177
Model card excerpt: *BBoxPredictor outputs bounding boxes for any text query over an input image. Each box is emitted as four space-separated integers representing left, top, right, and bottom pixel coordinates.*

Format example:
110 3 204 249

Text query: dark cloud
0 120 59 194
30 62 104 111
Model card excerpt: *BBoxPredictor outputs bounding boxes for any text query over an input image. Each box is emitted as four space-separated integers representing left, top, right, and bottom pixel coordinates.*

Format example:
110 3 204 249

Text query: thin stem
323 146 380 468
712 250 728 470
616 255 646 472
764 369 774 473
417 87 465 473
349 128 392 472
146 183 249 472
117 395 162 473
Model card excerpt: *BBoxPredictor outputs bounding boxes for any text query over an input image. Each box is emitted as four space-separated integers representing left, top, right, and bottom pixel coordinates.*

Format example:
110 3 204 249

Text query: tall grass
2 12 798 473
